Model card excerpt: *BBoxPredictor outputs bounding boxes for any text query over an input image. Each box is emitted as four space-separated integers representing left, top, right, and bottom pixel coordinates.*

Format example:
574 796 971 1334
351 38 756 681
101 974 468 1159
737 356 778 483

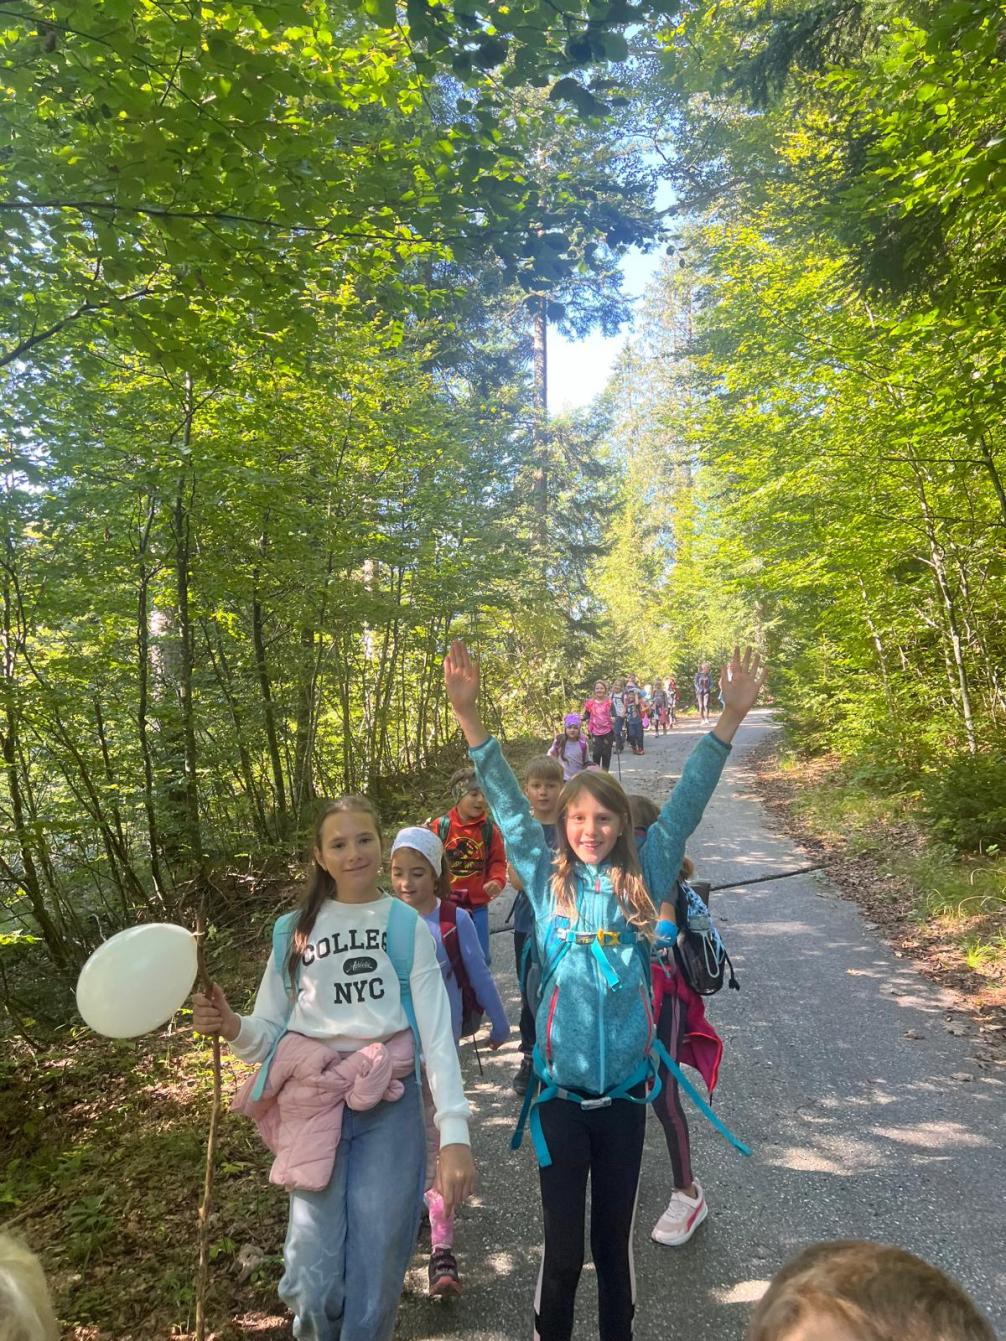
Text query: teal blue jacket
469 732 730 1095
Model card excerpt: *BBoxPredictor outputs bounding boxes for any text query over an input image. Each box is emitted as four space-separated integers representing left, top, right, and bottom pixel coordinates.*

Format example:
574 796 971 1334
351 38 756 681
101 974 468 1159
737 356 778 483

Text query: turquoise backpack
513 903 752 1168
249 897 422 1102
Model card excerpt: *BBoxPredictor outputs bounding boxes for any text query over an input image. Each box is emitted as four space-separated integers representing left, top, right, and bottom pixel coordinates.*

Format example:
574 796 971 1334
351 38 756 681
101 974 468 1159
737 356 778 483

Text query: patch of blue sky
549 179 675 416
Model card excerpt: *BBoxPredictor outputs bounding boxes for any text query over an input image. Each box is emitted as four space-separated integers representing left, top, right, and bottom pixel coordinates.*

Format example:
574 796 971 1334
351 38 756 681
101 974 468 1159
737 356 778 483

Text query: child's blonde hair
552 772 655 932
525 755 563 785
749 1240 996 1341
0 1234 58 1341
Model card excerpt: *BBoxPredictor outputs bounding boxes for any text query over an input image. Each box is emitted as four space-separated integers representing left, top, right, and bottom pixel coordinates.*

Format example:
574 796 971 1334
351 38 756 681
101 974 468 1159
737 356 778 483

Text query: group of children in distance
171 641 999 1341
551 668 717 777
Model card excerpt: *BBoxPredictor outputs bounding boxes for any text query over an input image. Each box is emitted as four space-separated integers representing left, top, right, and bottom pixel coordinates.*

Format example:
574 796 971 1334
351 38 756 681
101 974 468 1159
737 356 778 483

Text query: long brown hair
287 796 382 983
551 771 656 933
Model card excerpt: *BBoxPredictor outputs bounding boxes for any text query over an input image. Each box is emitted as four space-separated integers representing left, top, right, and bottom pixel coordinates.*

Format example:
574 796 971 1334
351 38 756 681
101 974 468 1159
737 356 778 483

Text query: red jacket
651 961 723 1096
428 809 507 909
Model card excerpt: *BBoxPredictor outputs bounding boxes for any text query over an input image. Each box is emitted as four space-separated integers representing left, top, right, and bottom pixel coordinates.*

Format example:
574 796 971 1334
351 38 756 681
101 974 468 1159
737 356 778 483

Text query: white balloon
76 923 198 1038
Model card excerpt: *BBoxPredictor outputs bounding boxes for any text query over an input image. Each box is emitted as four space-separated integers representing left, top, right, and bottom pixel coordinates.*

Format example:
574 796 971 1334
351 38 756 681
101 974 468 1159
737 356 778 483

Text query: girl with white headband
390 825 510 1299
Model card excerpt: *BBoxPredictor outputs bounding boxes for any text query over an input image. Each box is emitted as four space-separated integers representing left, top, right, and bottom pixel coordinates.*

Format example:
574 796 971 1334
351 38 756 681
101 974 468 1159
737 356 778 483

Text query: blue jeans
613 716 626 751
468 904 490 964
279 1073 425 1340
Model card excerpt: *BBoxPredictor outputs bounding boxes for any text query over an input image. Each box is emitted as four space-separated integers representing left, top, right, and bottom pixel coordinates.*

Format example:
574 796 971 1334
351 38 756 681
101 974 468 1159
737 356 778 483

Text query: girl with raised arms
443 639 763 1341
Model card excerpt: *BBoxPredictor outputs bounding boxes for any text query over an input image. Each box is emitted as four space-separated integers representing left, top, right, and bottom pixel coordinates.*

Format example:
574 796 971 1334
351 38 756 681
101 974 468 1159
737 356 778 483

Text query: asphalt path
395 709 1006 1339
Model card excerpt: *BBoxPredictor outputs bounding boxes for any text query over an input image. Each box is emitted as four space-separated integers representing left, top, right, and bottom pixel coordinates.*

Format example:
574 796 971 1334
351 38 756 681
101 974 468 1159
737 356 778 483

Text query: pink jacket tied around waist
232 1030 416 1191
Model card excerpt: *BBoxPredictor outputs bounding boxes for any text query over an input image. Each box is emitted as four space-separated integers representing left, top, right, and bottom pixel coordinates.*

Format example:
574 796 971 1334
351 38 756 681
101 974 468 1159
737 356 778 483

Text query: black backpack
673 880 739 996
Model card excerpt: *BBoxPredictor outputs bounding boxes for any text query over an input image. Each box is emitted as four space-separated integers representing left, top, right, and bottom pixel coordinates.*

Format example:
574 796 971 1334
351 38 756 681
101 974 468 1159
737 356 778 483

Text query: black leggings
590 731 613 771
535 1095 646 1341
653 992 693 1189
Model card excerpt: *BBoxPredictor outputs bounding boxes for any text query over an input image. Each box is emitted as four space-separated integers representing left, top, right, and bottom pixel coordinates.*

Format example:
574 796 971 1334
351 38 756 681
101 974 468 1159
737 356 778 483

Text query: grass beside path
752 742 1006 1030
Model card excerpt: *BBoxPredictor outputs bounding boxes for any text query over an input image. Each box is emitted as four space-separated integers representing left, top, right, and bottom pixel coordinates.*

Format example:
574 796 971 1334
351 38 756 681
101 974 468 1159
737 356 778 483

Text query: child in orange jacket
429 767 507 963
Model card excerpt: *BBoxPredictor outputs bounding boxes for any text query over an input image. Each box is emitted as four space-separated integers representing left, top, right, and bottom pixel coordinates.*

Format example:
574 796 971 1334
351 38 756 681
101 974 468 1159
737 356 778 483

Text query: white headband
390 826 445 875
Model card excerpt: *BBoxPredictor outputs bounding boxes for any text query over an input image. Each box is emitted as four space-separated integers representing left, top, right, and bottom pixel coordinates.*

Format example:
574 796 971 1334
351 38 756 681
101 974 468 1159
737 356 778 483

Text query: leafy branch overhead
0 0 665 368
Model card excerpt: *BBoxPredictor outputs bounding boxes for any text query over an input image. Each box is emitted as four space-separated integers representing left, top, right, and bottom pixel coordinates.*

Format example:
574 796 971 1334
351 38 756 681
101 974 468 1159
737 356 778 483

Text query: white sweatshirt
231 896 471 1148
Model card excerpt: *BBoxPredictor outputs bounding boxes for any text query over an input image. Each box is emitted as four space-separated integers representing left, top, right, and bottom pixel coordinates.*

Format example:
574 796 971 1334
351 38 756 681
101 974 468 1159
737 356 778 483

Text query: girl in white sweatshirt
192 795 474 1341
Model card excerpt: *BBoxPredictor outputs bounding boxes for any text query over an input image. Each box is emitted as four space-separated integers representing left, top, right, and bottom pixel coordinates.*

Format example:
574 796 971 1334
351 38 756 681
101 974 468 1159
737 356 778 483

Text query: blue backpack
248 897 422 1103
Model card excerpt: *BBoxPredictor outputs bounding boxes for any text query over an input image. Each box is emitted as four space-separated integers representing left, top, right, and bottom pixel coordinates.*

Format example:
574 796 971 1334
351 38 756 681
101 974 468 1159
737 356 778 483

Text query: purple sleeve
456 908 511 1045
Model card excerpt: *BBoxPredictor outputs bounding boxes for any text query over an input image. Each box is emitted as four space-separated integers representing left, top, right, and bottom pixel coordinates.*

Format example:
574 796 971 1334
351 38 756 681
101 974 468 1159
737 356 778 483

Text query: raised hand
444 639 480 714
443 640 489 747
718 645 766 723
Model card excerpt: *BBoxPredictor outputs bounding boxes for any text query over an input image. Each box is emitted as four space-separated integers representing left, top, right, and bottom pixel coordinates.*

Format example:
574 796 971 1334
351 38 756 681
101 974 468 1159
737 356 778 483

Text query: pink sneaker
651 1183 708 1246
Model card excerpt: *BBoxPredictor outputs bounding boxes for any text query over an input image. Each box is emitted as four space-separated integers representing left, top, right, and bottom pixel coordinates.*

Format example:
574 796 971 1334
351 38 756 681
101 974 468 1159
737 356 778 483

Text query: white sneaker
651 1183 708 1246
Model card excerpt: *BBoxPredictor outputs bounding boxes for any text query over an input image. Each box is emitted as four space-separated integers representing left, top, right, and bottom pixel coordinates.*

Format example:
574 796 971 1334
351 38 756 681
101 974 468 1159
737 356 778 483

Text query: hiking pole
709 864 827 892
471 1032 485 1077
615 743 622 782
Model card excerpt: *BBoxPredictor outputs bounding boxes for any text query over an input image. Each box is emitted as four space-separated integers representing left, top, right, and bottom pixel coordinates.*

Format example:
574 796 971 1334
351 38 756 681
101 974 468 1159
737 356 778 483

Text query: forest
2 0 1004 1335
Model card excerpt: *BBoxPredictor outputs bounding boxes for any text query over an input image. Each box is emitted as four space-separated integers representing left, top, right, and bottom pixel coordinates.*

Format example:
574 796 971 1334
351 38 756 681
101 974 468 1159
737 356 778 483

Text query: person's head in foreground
0 1233 58 1341
749 1240 997 1341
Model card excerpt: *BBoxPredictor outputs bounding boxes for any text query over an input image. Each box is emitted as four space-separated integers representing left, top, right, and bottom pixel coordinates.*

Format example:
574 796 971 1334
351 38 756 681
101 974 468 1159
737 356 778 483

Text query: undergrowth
769 748 1006 990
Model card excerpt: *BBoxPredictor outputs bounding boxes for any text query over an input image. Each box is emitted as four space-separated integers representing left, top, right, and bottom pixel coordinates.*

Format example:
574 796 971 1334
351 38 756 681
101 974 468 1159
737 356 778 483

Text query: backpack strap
386 896 422 1081
650 1036 751 1156
438 899 465 987
516 1043 751 1168
249 910 300 1102
271 910 301 999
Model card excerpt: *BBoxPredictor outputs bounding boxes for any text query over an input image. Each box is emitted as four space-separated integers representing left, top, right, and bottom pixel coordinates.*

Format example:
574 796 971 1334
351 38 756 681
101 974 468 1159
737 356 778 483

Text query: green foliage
591 258 762 680
923 754 1006 854
609 0 1006 786
0 0 657 996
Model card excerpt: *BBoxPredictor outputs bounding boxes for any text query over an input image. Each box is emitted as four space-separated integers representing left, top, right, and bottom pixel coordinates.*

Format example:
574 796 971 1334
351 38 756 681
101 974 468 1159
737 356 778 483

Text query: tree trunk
201 622 271 846
169 375 208 878
907 455 977 753
250 524 288 840
135 493 170 904
856 575 892 708
972 422 1006 528
0 512 71 970
531 296 549 541
292 624 319 828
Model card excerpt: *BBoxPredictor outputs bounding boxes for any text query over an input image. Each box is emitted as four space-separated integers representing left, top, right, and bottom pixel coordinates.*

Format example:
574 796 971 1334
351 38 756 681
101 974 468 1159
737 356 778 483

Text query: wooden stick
194 912 222 1341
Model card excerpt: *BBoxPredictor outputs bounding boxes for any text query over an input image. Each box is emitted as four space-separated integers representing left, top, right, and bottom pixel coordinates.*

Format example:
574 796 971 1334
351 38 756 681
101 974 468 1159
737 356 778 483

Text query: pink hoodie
582 696 614 735
232 1030 415 1191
